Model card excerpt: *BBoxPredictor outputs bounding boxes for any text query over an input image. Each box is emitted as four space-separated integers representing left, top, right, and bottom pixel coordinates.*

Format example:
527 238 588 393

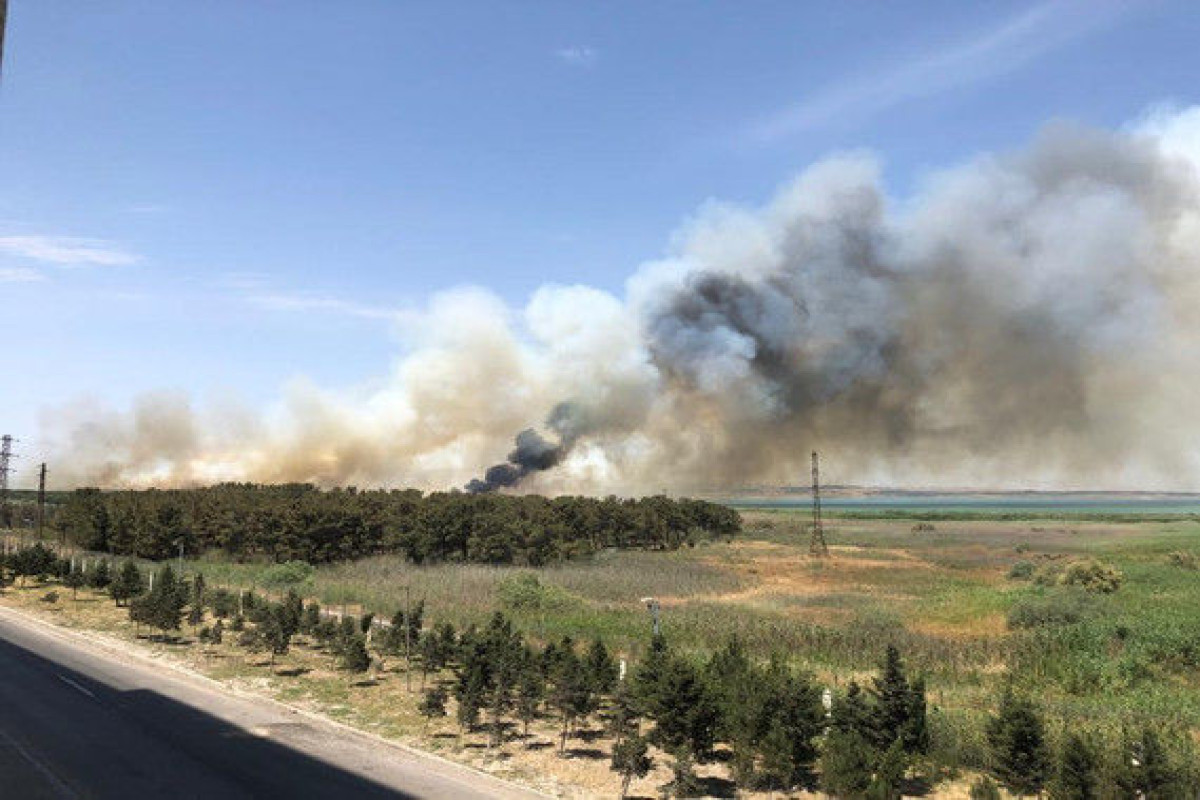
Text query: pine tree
262 605 292 665
456 664 486 734
190 573 206 612
300 601 321 636
148 565 187 636
515 662 545 737
757 719 796 791
1050 733 1098 800
641 652 718 762
281 589 303 639
418 630 444 688
340 634 371 673
63 565 85 600
631 633 670 714
130 565 185 638
611 731 652 799
337 616 358 654
832 681 876 743
871 645 926 755
986 687 1049 796
584 638 618 696
419 685 448 728
110 561 144 607
821 728 874 799
548 641 587 754
395 599 424 644
187 598 205 634
87 559 111 589
487 662 515 748
187 573 206 635
607 681 641 746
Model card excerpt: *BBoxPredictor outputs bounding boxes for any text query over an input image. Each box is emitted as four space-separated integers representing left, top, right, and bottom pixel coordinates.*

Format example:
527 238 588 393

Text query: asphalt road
0 606 540 800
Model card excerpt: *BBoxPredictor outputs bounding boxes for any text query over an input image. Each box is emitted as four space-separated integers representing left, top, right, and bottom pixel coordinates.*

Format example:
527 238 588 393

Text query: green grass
10 511 1200 733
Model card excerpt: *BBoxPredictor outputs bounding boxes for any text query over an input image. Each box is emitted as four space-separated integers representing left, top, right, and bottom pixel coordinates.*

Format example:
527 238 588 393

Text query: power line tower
37 463 47 538
0 0 8 80
0 435 15 528
809 450 829 557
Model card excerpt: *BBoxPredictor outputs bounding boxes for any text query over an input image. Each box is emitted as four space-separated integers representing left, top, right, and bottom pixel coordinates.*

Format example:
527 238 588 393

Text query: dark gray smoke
465 401 590 492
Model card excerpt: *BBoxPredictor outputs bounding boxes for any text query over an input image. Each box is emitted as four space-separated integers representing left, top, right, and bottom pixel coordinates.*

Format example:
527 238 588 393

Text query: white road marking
0 726 80 799
56 675 95 699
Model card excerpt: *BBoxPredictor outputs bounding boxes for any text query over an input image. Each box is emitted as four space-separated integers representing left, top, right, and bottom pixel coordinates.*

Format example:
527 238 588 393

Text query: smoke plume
41 107 1200 492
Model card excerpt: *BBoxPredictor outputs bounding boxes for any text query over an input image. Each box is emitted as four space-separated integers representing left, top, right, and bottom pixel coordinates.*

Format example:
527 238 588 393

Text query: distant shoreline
720 488 1200 518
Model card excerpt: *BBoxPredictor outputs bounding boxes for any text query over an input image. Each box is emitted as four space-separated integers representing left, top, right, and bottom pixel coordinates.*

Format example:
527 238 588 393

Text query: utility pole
810 451 829 557
404 585 412 692
37 463 47 539
0 435 15 529
641 597 660 637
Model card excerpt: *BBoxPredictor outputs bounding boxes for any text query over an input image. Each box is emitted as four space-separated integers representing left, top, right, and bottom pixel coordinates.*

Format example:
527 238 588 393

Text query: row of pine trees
54 484 742 565
3 542 1196 797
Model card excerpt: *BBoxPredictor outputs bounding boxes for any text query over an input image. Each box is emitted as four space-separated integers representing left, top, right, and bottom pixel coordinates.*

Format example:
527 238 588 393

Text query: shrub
1058 560 1122 593
1007 591 1093 630
40 590 59 603
1167 551 1197 570
1033 563 1061 586
969 776 1001 800
260 560 315 589
496 574 579 613
1008 560 1035 580
911 522 936 533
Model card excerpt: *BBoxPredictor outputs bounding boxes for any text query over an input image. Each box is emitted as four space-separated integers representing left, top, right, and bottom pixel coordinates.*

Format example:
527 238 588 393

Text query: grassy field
4 510 1198 796
150 511 1200 737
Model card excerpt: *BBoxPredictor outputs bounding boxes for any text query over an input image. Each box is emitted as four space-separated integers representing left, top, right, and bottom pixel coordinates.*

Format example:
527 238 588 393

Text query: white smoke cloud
41 107 1200 491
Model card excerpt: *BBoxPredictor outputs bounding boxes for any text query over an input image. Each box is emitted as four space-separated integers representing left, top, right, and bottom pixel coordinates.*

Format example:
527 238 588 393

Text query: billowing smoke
465 402 588 492
39 107 1200 491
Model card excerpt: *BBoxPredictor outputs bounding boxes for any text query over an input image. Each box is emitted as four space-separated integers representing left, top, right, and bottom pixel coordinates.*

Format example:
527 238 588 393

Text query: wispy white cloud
215 271 272 291
555 45 598 67
248 292 396 321
0 234 140 266
124 203 170 216
745 0 1132 145
0 267 47 283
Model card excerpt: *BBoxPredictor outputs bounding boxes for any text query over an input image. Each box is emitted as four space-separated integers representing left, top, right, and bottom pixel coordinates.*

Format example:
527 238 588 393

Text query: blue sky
2 0 1198 484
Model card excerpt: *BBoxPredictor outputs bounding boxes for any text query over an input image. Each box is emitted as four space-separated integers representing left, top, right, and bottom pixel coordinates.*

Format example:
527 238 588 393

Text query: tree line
3 542 1194 798
54 484 741 565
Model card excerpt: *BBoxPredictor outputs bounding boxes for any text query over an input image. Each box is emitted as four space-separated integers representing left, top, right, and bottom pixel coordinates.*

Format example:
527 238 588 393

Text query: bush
40 590 59 604
1058 560 1122 593
969 776 1001 800
1167 551 1197 570
496 574 580 613
260 560 315 589
1007 591 1093 630
1008 560 1035 580
911 522 936 533
928 708 989 771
